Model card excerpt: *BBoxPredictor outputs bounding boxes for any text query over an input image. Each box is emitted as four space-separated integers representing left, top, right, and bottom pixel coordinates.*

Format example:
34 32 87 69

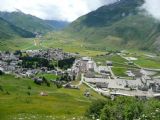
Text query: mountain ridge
0 17 35 39
0 11 69 34
66 0 160 52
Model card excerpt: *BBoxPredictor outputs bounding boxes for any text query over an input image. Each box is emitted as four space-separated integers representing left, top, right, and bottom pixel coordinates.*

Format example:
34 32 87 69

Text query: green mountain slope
0 17 35 39
0 11 55 34
66 0 160 51
45 20 69 30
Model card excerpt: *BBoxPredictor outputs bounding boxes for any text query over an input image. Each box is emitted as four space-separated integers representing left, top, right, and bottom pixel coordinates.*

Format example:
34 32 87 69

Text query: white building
0 67 4 72
87 60 96 71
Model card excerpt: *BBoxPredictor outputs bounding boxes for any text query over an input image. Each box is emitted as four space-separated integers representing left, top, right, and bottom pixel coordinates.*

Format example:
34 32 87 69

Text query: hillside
45 20 69 30
66 0 160 52
0 74 103 120
0 11 55 34
0 17 35 39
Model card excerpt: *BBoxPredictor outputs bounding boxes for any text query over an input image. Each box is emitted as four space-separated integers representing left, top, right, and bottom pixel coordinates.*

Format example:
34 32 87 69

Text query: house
0 67 4 72
126 71 135 77
96 66 111 76
33 78 43 85
96 82 109 88
64 83 79 89
84 91 90 97
106 61 113 66
40 91 48 96
26 70 34 77
87 60 96 71
128 61 134 65
84 71 95 78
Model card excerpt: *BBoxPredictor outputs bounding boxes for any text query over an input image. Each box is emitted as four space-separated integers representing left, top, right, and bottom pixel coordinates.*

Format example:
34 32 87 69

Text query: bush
100 97 143 120
0 70 4 75
46 82 50 87
27 91 31 96
86 97 160 120
42 77 50 87
56 83 62 88
28 86 31 90
6 91 10 95
21 56 55 69
85 99 107 119
0 85 4 91
59 72 72 82
58 57 75 70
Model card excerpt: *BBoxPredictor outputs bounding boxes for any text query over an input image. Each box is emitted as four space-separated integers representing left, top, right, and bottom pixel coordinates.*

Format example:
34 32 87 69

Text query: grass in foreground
0 74 104 120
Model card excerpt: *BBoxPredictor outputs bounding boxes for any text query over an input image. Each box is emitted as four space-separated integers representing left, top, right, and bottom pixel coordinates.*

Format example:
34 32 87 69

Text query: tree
85 99 107 119
42 77 50 87
100 97 143 120
0 70 4 75
14 50 22 57
59 72 71 82
140 99 160 120
86 96 153 120
0 85 3 91
58 57 75 70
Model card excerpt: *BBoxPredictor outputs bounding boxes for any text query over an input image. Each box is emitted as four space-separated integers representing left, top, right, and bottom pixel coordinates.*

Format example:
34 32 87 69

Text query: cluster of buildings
69 57 113 78
0 49 76 78
0 52 21 74
68 56 160 97
1 49 160 97
25 48 77 61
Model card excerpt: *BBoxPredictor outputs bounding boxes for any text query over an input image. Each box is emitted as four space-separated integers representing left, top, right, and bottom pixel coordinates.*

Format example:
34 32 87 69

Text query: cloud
142 0 160 20
0 0 116 21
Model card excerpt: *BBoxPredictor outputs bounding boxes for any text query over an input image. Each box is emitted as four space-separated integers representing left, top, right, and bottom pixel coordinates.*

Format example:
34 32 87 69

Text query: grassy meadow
0 75 104 120
0 32 105 57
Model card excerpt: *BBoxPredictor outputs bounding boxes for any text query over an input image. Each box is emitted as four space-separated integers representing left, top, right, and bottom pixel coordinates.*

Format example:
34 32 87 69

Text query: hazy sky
142 0 160 21
0 0 160 21
0 0 116 21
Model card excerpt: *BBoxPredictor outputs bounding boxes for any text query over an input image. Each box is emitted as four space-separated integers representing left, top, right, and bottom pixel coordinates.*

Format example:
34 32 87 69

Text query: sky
0 0 116 22
142 0 160 21
0 0 160 22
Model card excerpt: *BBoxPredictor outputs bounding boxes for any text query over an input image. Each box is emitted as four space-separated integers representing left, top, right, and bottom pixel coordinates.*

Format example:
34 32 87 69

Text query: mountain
0 17 35 39
66 0 160 51
45 20 69 30
0 11 55 34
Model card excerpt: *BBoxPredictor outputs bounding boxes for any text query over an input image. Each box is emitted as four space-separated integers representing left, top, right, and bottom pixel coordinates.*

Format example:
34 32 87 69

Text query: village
69 54 160 98
0 49 160 98
0 48 77 79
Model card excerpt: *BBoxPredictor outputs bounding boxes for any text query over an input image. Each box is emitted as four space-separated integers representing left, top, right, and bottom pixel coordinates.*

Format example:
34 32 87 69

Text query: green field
0 75 104 120
36 73 58 80
134 56 160 69
93 54 127 65
112 67 128 77
93 54 136 67
121 52 160 69
0 33 105 57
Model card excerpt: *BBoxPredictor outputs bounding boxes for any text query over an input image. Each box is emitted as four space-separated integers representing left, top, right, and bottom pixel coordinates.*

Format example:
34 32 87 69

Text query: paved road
108 66 116 79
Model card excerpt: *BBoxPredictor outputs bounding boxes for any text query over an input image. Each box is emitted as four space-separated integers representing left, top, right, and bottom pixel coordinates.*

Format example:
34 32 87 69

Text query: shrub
6 91 10 95
56 83 62 88
0 70 4 75
85 99 107 119
86 97 160 120
0 85 4 91
27 91 31 96
28 86 31 90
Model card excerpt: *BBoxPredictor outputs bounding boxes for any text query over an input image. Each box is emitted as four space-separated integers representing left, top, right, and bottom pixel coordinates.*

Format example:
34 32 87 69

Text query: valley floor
1 33 160 120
